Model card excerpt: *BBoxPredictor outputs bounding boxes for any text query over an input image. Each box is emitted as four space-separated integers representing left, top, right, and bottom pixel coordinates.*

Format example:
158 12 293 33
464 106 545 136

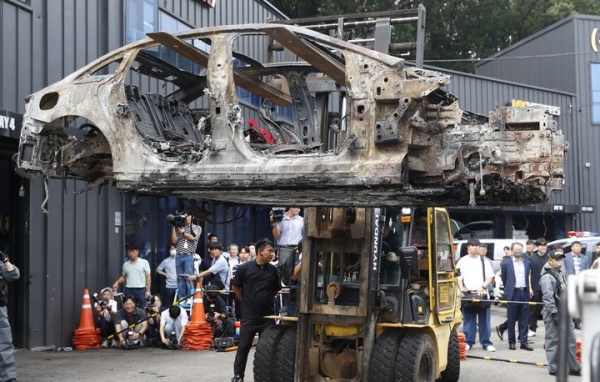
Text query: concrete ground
13 306 581 382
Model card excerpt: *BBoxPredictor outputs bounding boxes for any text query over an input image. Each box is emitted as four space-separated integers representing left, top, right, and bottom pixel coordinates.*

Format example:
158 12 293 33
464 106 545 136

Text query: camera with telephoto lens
145 295 157 313
91 293 111 310
166 211 187 228
270 207 286 223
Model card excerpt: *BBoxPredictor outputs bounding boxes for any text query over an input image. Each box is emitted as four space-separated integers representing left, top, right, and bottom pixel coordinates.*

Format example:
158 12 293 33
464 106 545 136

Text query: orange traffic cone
72 288 102 350
189 285 208 324
183 283 214 350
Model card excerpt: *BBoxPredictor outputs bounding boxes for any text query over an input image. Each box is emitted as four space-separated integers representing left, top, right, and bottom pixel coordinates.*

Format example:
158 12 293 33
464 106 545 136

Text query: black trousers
233 318 275 377
529 289 543 332
507 288 530 345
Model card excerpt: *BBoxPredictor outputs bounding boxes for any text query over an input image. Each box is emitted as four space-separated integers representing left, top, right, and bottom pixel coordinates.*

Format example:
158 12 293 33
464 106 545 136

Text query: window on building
592 63 600 124
125 0 158 44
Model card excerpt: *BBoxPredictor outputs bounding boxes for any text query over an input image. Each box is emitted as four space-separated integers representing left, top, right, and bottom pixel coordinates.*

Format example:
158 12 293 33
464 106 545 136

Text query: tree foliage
268 0 600 73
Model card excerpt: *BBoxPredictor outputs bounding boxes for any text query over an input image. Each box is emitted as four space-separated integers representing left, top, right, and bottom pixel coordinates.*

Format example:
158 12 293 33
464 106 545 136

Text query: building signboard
0 110 22 140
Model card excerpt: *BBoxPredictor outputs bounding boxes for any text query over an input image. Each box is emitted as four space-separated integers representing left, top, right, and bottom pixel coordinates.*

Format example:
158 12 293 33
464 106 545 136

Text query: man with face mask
156 243 178 307
540 249 581 376
500 242 533 351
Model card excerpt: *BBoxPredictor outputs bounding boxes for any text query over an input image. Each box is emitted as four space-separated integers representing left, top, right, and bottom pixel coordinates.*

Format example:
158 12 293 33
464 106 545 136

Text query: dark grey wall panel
476 18 577 94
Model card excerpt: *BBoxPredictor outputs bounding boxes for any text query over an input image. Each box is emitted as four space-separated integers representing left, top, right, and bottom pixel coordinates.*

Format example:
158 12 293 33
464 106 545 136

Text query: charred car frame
15 24 566 206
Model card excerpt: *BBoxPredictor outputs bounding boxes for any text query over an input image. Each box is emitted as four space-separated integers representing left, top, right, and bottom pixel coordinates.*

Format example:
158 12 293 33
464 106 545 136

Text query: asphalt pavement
13 306 582 381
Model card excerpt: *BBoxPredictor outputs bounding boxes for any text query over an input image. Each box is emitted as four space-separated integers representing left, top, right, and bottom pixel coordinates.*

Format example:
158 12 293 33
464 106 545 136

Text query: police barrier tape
466 354 547 367
461 298 545 306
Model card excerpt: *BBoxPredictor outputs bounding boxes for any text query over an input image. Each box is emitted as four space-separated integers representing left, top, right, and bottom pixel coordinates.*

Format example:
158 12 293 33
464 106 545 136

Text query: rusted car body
15 24 566 206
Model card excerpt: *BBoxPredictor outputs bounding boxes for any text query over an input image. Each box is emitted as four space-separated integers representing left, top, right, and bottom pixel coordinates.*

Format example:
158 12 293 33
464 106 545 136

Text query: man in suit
564 241 590 276
563 241 590 329
501 242 533 351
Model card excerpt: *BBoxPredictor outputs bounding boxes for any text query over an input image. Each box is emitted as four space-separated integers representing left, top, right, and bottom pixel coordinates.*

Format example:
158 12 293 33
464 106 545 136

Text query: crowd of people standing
457 237 586 376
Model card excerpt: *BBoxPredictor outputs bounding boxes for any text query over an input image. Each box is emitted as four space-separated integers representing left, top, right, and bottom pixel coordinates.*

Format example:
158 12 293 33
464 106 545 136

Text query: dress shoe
569 370 582 376
549 371 556 376
496 325 505 341
509 343 516 350
520 343 534 351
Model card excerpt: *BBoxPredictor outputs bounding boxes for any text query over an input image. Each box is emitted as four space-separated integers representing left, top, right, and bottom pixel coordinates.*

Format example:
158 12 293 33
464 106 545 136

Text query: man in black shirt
204 285 233 338
231 239 281 382
528 238 548 337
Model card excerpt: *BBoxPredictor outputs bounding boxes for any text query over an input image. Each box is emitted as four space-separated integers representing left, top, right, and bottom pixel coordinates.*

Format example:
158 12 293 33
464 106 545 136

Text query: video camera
167 331 180 349
270 207 286 223
123 330 141 350
166 211 187 228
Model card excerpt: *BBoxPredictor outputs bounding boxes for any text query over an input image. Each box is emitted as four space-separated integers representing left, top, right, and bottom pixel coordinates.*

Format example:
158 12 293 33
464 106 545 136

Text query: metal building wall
475 17 577 94
1 0 287 348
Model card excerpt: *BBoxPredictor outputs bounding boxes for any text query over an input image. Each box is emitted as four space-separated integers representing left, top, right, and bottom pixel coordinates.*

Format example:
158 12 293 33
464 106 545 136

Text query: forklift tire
439 330 460 382
368 331 403 382
395 333 435 382
272 326 296 382
254 325 287 382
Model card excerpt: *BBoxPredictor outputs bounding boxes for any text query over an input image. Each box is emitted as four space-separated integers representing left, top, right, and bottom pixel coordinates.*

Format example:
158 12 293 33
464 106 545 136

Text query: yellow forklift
254 206 461 382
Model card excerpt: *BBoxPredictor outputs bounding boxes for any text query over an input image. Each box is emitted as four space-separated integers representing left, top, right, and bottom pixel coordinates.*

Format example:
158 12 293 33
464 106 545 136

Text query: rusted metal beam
147 32 293 107
260 26 347 86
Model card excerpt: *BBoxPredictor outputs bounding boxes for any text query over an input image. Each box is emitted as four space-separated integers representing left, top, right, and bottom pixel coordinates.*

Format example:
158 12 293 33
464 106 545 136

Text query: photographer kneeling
93 287 118 347
115 295 148 349
160 305 189 349
145 295 165 347
204 286 234 339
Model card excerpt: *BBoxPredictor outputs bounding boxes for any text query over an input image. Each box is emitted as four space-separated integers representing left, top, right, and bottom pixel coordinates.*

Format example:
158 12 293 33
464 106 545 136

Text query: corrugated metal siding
572 18 600 230
476 18 577 94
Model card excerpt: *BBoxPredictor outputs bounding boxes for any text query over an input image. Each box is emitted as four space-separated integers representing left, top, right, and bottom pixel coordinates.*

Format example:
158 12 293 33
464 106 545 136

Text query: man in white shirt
160 305 189 348
456 238 496 352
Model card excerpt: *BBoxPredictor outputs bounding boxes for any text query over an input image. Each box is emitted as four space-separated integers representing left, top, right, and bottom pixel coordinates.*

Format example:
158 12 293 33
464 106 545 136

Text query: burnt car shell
15 24 567 207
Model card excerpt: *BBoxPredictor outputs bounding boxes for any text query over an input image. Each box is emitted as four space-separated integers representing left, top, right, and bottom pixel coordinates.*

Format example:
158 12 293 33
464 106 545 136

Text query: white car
547 236 600 261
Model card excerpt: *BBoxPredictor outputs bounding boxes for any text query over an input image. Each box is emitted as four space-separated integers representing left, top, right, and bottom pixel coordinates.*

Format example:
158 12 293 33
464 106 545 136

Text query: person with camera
204 285 234 339
170 210 202 303
156 243 178 307
159 305 188 349
145 295 165 347
271 207 303 286
93 287 118 347
115 295 148 349
231 239 281 382
0 250 19 382
112 243 151 308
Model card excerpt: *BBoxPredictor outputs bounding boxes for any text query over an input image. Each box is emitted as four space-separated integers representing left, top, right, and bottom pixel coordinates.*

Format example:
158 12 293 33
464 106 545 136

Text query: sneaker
101 340 109 348
484 345 496 352
231 376 244 382
465 344 472 351
527 330 536 337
